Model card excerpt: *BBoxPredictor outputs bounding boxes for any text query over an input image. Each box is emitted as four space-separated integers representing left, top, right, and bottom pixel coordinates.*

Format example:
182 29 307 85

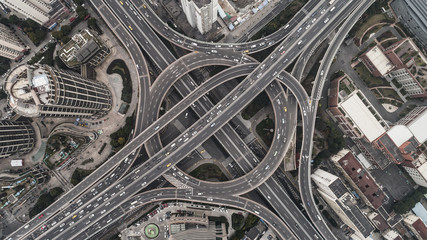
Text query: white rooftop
365 46 394 76
340 94 385 142
408 110 427 144
387 125 413 147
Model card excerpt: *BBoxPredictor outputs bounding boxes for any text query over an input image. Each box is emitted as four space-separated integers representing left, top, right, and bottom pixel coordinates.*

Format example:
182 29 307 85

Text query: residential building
0 120 35 159
0 23 26 60
372 107 427 186
404 215 427 239
391 0 427 48
4 64 112 119
332 150 386 210
181 0 218 34
382 229 402 240
1 0 68 27
312 169 375 238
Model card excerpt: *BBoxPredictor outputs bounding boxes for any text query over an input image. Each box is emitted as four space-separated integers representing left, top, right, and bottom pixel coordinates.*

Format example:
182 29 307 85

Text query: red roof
412 218 427 239
338 152 385 209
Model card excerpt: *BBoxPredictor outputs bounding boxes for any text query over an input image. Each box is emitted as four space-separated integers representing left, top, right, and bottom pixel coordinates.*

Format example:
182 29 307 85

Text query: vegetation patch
107 59 133 103
251 0 308 40
189 163 228 182
28 42 56 66
110 115 134 150
353 63 388 87
3 16 46 45
230 214 259 240
256 117 274 147
393 187 427 214
378 88 402 101
241 91 270 120
322 210 338 227
29 187 63 218
70 168 94 186
232 213 245 230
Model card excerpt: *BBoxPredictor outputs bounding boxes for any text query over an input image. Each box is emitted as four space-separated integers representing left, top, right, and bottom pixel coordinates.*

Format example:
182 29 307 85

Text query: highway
5 0 371 239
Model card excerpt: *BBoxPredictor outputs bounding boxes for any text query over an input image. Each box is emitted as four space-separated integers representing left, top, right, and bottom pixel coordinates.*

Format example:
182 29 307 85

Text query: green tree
8 15 19 24
73 0 84 5
88 18 97 28
52 31 64 40
27 32 39 44
60 25 72 35
76 6 88 19
117 137 126 145
61 36 71 44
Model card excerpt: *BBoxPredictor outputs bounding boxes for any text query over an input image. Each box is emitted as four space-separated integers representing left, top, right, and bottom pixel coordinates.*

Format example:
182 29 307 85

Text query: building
312 169 375 238
181 0 218 34
391 0 427 49
0 23 26 60
372 107 427 186
10 159 23 166
382 229 402 240
360 46 394 77
1 0 68 27
404 215 427 239
4 64 112 119
0 120 35 159
332 150 386 210
59 29 110 68
386 68 427 97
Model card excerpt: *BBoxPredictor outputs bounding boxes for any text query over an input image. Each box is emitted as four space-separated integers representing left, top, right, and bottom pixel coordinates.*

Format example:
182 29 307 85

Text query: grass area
415 55 426 67
378 88 402 101
189 163 228 182
29 187 63 218
381 38 398 49
110 114 134 150
362 25 384 43
107 59 132 103
376 30 393 42
251 0 308 40
399 104 417 117
339 80 355 95
241 91 269 120
70 168 94 186
256 117 274 147
353 63 388 87
355 14 386 39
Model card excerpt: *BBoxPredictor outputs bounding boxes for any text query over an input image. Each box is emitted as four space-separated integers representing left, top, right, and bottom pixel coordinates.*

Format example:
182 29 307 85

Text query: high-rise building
181 0 218 34
1 0 67 27
312 169 375 238
4 64 112 119
1 0 50 25
391 0 427 48
0 120 35 159
385 68 426 98
0 23 26 60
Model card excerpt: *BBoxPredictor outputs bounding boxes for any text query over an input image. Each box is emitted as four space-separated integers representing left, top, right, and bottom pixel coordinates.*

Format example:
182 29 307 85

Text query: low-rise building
404 215 427 239
360 45 395 77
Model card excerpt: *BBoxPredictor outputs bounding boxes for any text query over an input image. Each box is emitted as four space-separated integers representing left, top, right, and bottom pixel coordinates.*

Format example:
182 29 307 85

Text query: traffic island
144 223 160 239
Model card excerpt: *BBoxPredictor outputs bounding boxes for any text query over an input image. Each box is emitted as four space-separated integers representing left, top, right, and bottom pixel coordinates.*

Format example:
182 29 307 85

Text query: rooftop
336 151 386 209
407 109 427 144
387 125 413 147
365 46 394 75
340 93 385 142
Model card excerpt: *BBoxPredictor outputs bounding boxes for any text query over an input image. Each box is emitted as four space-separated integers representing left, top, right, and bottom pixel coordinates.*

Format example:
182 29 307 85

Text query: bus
84 15 91 20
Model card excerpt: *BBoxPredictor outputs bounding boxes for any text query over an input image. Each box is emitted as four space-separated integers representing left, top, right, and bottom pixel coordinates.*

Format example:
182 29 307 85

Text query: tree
117 137 126 145
88 18 97 28
8 15 19 24
73 0 84 5
27 32 39 44
61 36 71 44
60 25 72 35
52 31 64 40
76 6 88 19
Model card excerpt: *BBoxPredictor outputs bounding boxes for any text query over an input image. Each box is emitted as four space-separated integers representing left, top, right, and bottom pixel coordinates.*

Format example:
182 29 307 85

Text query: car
303 110 306 116
284 107 287 112
210 123 216 128
38 214 44 219
141 182 147 186
166 163 172 168
40 225 46 230
154 125 160 130
120 1 123 5
143 4 146 8
72 215 77 219
128 25 133 30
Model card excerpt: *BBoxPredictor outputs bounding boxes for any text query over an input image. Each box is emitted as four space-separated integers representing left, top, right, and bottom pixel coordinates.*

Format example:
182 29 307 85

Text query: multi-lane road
6 0 373 239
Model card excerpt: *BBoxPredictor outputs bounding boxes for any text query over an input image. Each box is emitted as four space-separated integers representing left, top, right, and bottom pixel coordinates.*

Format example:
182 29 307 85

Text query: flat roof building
4 64 112 119
404 215 427 239
340 93 386 142
0 120 35 159
360 46 394 77
312 169 375 238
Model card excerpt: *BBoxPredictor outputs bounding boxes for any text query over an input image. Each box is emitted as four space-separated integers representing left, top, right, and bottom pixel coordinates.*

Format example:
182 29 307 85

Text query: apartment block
181 0 218 34
0 23 26 60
